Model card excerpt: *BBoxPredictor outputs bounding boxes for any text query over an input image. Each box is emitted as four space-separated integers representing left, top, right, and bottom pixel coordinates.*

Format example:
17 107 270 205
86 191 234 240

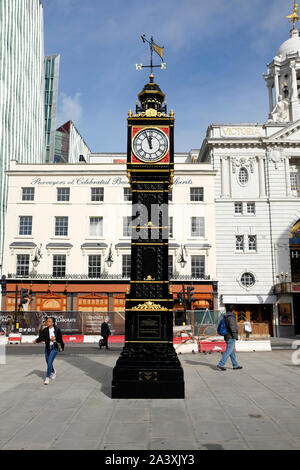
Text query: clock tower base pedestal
112 344 185 399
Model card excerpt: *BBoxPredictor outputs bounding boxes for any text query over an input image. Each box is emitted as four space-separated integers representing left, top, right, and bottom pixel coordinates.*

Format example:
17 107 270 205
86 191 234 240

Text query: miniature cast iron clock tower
112 36 185 399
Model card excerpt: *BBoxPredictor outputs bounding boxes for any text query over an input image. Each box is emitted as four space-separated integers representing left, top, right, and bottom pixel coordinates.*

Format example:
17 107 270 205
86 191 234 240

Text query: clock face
132 128 169 162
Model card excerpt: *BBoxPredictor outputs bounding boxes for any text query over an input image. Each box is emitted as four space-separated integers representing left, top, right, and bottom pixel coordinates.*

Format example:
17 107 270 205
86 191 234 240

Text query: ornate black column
112 74 184 399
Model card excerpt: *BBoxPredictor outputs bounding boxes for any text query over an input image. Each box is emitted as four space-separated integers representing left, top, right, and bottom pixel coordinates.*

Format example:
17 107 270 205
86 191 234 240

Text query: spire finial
287 1 300 28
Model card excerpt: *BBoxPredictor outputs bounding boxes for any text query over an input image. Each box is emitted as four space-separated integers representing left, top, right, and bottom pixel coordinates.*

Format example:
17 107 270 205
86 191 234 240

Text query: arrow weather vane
136 35 166 74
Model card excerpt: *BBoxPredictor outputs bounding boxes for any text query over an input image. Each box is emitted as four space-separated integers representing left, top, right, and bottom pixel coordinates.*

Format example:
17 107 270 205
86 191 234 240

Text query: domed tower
264 2 300 122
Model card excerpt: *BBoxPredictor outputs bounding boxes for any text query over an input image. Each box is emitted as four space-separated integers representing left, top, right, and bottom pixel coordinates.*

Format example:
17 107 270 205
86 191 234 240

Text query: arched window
238 167 249 185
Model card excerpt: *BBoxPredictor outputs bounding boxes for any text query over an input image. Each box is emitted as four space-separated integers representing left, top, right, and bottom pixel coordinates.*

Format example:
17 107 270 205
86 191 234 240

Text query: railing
5 273 211 281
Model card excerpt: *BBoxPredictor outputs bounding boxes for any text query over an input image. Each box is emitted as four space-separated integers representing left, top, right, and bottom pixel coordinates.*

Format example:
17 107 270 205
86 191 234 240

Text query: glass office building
0 0 45 268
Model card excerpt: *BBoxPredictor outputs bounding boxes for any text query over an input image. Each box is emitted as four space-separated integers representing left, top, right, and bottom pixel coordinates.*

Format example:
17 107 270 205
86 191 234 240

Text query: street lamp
105 244 114 268
276 272 289 282
32 244 42 268
178 245 187 269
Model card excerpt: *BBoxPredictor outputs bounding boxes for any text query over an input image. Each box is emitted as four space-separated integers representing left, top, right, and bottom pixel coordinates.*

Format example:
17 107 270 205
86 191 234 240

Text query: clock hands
146 131 153 150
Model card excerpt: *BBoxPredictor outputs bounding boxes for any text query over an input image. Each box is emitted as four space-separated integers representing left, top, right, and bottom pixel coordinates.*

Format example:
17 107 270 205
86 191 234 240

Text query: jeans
45 346 58 378
218 339 239 368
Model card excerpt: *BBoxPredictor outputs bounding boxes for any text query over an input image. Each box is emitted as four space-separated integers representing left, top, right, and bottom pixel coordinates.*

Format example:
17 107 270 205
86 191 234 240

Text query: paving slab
1 349 300 450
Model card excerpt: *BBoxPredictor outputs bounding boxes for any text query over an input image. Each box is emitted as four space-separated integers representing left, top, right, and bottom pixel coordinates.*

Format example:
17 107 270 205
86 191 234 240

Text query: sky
43 0 294 153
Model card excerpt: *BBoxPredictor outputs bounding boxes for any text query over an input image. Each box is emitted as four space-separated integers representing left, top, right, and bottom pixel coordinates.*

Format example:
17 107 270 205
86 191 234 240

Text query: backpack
217 316 228 336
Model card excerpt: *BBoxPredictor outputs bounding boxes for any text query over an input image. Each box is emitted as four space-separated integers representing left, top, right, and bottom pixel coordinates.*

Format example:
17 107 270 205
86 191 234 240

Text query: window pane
19 216 32 235
124 188 132 202
16 255 30 276
91 188 104 202
241 272 255 287
239 168 249 185
191 217 205 237
57 188 70 202
248 235 257 251
53 255 66 278
290 173 298 190
55 217 68 236
123 217 131 237
89 217 103 237
122 255 131 278
234 202 243 214
236 235 244 251
22 188 35 201
191 255 205 278
190 187 204 202
247 203 255 214
88 255 101 278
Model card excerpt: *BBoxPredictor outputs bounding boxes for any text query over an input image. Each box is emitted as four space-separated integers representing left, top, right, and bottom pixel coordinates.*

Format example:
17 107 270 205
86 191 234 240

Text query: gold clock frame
131 126 170 164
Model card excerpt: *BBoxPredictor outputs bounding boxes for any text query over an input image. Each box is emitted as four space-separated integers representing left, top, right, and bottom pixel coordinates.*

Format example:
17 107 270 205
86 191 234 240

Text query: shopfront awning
222 295 277 305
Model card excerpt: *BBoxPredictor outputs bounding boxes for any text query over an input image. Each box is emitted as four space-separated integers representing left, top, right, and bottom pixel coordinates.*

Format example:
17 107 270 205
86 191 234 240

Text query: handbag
53 341 63 352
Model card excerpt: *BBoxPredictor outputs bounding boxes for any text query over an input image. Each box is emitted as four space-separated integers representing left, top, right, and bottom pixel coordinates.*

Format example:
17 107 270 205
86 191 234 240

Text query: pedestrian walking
100 317 111 350
33 317 64 385
0 322 5 336
217 306 243 371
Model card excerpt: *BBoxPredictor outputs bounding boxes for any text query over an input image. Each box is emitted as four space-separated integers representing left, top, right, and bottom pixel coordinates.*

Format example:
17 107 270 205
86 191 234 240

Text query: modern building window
191 217 205 237
168 255 173 279
248 235 257 251
55 217 68 237
22 188 35 201
234 202 243 214
247 203 256 215
169 217 173 238
91 188 104 202
53 255 66 278
89 217 103 237
238 167 249 185
123 217 132 237
57 187 70 202
19 216 33 236
124 188 132 202
235 235 244 252
88 255 101 278
241 272 255 288
16 254 30 276
190 187 204 202
191 255 205 278
290 172 298 190
122 255 131 278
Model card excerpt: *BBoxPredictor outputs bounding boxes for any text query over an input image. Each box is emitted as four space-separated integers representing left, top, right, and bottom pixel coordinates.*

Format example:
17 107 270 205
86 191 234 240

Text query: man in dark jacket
100 318 111 350
217 306 243 371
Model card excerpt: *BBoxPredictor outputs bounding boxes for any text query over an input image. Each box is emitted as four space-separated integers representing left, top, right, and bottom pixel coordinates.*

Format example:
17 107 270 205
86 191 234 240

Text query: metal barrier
186 310 224 336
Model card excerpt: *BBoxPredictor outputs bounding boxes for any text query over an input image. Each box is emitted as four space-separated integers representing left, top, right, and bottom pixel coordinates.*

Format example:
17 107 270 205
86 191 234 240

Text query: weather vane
136 35 166 74
287 0 300 28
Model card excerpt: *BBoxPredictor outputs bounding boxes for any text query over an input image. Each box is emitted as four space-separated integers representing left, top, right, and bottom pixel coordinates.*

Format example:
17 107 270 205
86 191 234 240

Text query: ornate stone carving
231 156 256 174
266 147 284 169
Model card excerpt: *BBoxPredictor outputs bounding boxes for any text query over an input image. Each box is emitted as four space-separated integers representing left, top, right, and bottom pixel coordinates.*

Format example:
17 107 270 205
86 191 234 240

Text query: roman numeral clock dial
133 128 168 162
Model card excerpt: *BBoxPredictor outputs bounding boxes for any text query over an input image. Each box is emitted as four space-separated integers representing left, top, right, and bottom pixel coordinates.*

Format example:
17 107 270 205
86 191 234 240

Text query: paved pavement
1 345 300 450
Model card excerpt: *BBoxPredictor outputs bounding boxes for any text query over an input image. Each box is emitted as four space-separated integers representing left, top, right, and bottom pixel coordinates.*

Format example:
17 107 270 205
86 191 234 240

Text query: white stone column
221 157 230 198
290 61 298 99
220 157 226 197
259 158 266 197
274 72 280 104
268 84 274 114
285 156 292 197
290 61 300 120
